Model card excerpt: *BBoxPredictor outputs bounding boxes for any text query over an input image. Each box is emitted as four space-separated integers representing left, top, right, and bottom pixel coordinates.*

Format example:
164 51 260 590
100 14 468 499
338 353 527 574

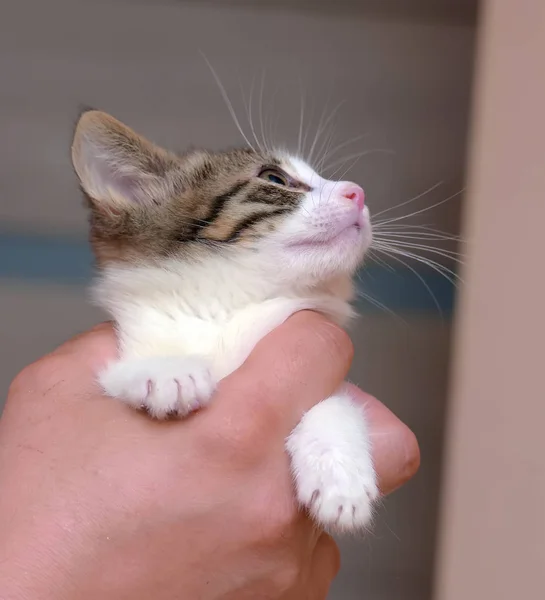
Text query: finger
344 383 420 495
218 311 354 436
304 533 340 600
5 322 133 427
49 321 119 371
6 322 118 409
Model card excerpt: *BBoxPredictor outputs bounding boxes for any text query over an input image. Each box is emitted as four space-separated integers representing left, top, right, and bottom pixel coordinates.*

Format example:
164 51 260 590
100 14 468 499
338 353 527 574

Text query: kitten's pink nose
341 184 365 211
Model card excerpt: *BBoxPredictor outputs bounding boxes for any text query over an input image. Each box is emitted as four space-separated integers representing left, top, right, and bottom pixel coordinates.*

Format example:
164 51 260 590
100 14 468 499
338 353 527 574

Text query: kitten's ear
71 110 180 210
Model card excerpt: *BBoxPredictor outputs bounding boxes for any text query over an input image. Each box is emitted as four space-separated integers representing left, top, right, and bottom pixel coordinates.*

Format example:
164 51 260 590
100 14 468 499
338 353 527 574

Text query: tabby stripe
242 190 301 206
186 180 250 239
223 208 292 243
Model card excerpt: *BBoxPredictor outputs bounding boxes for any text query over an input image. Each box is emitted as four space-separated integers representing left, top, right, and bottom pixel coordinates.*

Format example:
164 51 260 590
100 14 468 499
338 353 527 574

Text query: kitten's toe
300 468 379 533
99 356 216 419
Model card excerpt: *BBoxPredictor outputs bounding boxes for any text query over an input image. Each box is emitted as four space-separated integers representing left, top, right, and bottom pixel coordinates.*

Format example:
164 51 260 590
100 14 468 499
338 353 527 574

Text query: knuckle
216 383 284 454
214 418 263 460
8 356 55 396
286 313 354 374
323 322 354 367
7 353 74 414
243 395 285 442
7 366 31 397
201 417 264 468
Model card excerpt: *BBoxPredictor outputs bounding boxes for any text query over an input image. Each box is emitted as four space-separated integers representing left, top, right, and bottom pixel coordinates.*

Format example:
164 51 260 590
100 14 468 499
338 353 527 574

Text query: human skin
0 312 419 599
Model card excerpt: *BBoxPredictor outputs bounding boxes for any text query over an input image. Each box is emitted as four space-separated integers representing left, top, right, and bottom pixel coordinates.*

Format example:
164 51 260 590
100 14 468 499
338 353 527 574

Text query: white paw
99 356 216 419
294 456 379 533
286 393 379 533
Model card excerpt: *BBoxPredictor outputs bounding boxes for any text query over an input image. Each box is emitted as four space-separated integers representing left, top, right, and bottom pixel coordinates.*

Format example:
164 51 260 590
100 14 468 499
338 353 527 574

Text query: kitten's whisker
320 134 369 175
326 150 362 182
201 52 256 152
374 230 462 244
201 53 257 153
372 228 463 238
241 77 263 154
326 149 395 172
373 189 465 227
258 70 269 154
306 94 332 165
354 280 405 322
373 239 465 263
373 232 464 252
264 83 280 155
316 128 336 176
271 101 282 156
373 249 444 317
372 248 459 292
328 134 370 161
308 99 345 166
371 181 444 219
374 223 435 230
366 249 396 272
301 100 316 163
297 79 306 158
325 154 362 205
372 242 462 286
313 106 344 173
372 223 467 242
304 96 327 166
338 157 361 182
307 97 332 168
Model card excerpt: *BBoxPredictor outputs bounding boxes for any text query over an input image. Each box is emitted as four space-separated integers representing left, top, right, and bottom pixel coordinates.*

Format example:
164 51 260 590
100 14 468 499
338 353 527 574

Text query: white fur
95 156 378 533
286 392 378 532
99 356 215 419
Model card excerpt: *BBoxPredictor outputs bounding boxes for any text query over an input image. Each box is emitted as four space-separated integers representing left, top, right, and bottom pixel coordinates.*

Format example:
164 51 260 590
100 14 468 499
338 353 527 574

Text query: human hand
0 312 419 599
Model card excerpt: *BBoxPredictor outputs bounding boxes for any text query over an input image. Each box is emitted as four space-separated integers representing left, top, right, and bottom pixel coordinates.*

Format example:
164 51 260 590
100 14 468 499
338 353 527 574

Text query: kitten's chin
275 225 371 283
282 205 372 260
290 220 370 262
287 223 363 251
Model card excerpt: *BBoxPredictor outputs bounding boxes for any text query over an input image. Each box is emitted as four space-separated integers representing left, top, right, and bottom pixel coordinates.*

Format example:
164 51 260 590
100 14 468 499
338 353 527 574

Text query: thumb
218 311 354 436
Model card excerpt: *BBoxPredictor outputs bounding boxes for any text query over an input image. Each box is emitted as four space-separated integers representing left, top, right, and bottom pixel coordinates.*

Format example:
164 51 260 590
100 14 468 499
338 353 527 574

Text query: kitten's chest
117 299 223 359
114 295 318 380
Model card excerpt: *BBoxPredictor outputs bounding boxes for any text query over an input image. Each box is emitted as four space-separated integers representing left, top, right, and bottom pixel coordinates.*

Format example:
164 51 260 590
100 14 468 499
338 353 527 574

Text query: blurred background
0 0 474 598
4 1 542 599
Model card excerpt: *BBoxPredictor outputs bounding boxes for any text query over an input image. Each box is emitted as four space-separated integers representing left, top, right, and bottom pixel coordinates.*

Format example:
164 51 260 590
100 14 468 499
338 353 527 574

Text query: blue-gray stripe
0 231 455 316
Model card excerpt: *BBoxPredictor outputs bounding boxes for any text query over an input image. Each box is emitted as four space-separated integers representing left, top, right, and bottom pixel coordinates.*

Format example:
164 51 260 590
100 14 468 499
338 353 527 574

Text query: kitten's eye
258 168 289 187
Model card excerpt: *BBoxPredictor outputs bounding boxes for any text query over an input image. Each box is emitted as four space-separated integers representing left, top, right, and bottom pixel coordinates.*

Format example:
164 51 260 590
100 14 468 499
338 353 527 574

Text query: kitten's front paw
99 356 216 419
295 457 379 533
286 394 379 534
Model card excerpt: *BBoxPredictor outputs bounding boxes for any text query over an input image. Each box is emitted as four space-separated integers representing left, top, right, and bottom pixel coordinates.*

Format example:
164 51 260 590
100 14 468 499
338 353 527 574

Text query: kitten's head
72 110 372 287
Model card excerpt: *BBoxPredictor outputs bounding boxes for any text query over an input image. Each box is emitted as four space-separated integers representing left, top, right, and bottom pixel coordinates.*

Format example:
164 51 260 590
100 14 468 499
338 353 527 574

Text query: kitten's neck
94 254 356 326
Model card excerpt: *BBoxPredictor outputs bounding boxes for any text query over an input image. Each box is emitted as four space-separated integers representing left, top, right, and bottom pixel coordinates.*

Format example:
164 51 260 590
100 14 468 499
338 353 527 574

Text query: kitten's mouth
288 222 363 250
290 205 372 249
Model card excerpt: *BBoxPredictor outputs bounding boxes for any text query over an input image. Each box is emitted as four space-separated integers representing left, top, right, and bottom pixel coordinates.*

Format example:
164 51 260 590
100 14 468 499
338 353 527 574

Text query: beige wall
434 1 545 597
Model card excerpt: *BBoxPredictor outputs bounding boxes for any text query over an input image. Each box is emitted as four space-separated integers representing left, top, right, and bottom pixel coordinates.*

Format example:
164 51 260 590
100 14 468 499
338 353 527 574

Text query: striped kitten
72 110 378 533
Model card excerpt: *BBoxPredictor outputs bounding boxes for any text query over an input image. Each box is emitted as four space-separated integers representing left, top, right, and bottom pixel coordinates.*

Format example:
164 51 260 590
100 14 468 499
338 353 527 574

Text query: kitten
71 110 378 532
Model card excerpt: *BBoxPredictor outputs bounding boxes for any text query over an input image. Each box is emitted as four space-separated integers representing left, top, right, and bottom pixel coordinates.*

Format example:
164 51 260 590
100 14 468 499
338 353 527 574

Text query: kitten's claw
99 356 216 419
297 463 379 533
